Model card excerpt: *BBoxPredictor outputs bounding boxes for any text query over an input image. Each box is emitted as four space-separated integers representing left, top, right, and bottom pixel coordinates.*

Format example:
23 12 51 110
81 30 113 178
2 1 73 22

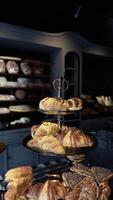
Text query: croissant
4 166 32 200
28 135 65 154
26 180 68 200
39 97 69 111
62 127 93 148
7 175 32 194
5 166 32 182
99 185 111 200
4 189 17 200
67 97 82 111
29 123 94 154
31 122 60 138
39 97 82 112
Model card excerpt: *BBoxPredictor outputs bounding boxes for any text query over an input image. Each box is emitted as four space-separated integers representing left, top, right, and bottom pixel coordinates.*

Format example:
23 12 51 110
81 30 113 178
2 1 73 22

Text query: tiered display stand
24 77 96 162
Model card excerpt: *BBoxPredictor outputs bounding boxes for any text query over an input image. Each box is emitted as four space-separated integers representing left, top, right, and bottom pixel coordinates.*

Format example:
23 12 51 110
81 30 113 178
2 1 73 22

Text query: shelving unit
0 54 52 130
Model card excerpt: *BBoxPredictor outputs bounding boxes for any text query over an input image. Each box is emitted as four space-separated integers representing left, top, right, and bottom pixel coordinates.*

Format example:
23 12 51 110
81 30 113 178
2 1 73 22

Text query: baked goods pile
0 59 44 76
63 162 113 200
4 166 33 200
4 163 113 200
27 122 94 155
39 97 83 111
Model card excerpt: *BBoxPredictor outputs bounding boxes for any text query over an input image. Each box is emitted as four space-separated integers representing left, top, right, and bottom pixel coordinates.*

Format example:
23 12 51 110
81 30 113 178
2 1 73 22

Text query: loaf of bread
0 107 10 114
0 77 7 87
20 62 32 75
6 60 19 74
0 94 16 101
9 105 35 112
32 64 43 75
39 97 82 111
0 59 6 73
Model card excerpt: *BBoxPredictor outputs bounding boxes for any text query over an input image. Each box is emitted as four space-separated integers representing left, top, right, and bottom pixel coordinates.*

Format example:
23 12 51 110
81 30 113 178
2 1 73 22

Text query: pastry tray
23 133 97 156
38 108 81 115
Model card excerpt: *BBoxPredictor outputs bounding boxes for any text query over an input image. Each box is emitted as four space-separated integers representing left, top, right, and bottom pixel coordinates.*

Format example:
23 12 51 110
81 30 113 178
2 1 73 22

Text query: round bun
6 61 19 74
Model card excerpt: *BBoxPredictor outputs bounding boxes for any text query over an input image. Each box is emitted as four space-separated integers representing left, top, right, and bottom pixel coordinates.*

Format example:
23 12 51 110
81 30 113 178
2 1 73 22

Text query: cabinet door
65 51 80 98
0 150 8 175
7 143 38 169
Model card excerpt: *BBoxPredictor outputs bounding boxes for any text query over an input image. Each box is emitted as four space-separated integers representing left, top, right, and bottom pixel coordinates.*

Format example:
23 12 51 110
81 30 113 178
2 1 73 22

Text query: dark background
0 0 113 48
82 53 113 96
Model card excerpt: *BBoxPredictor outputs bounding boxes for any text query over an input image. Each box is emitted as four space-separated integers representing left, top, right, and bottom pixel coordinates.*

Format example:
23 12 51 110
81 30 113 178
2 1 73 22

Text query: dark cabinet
0 128 39 175
64 51 81 127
